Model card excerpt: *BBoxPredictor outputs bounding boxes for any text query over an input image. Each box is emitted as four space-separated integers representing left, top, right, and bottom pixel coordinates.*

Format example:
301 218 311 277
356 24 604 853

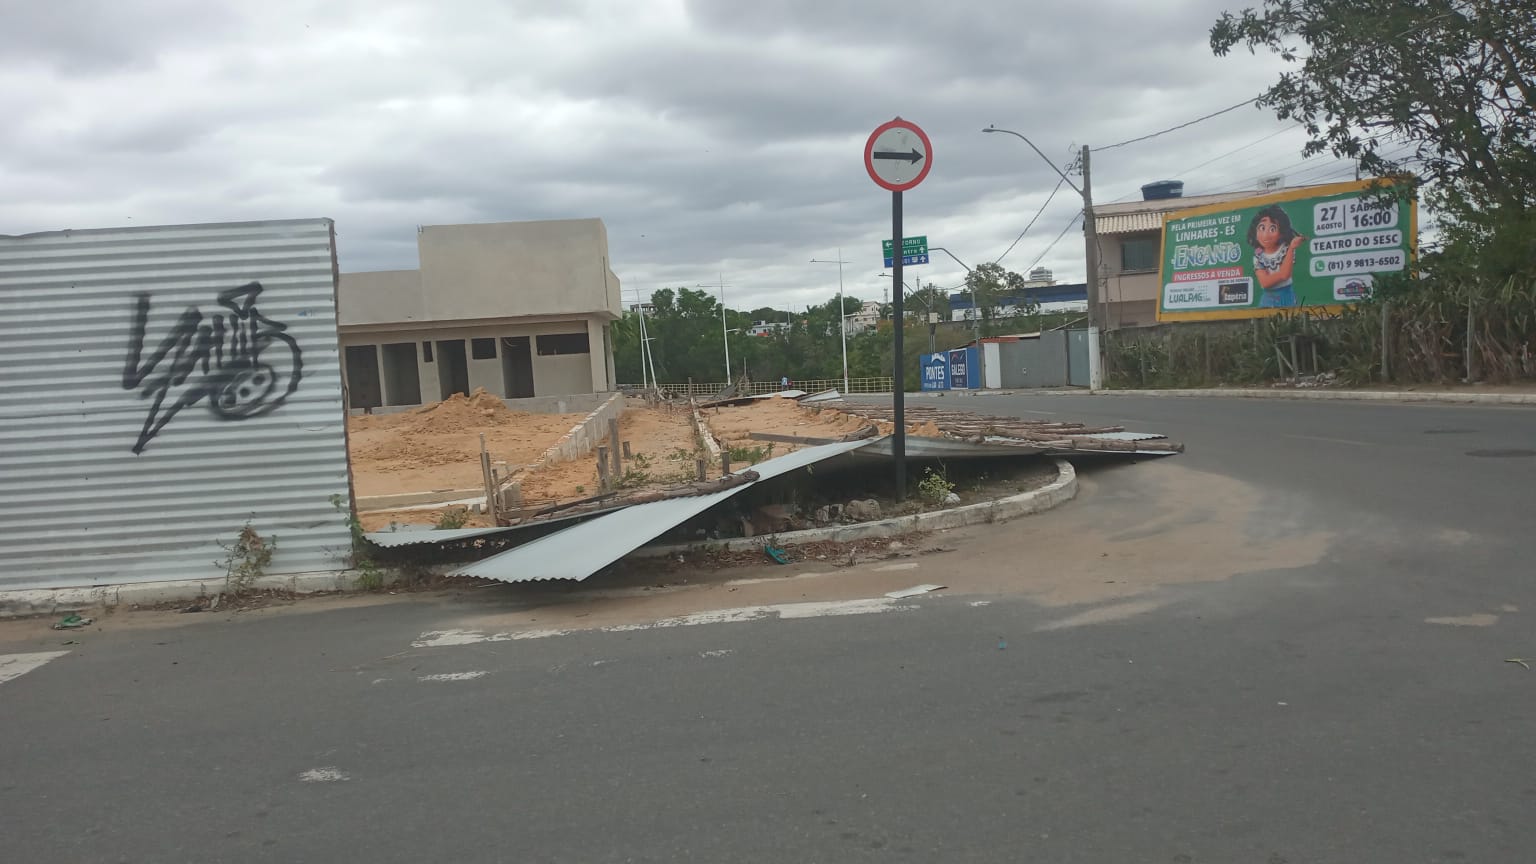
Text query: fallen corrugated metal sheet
0 219 352 589
838 404 1183 456
451 439 877 582
364 526 520 548
800 388 843 403
855 436 1046 459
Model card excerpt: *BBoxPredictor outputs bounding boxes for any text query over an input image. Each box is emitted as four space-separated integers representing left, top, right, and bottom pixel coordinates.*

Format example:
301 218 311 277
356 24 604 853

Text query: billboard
920 353 949 391
1156 179 1416 322
948 347 977 389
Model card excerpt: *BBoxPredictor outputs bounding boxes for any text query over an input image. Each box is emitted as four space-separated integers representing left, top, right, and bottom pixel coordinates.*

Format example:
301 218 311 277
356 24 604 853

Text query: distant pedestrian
780 375 790 390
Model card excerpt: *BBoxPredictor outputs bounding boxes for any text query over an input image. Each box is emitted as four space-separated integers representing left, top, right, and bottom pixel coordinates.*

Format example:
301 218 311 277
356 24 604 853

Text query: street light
809 252 851 395
694 277 734 384
982 125 1102 390
880 273 940 354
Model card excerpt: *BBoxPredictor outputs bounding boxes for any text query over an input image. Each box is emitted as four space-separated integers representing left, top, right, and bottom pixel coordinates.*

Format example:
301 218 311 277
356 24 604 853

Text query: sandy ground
348 390 584 499
702 398 943 465
702 398 869 461
359 506 496 533
517 401 702 509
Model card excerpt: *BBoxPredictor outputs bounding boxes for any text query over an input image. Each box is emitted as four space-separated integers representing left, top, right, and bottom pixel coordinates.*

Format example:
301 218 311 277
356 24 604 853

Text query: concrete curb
632 458 1077 557
860 389 1536 406
1053 388 1536 405
0 571 357 620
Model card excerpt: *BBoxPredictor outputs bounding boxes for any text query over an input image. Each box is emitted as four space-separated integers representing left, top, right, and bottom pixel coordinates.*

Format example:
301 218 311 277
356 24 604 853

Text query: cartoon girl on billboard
1246 205 1306 307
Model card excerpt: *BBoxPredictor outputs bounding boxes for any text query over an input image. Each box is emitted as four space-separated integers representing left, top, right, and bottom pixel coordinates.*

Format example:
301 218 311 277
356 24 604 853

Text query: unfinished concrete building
338 219 622 410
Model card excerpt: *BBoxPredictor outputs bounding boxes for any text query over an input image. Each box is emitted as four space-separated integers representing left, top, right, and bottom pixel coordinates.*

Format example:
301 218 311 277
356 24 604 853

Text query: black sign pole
891 189 906 500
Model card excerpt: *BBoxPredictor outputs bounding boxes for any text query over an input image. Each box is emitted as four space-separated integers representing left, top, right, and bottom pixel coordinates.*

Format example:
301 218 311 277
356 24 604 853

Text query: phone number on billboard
1311 250 1407 276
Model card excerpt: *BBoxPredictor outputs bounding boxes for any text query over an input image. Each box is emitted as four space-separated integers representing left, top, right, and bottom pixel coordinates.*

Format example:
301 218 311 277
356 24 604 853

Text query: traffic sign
864 118 933 192
882 235 929 267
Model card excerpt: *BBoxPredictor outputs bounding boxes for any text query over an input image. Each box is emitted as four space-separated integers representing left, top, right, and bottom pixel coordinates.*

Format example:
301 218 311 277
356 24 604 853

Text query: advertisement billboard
948 347 977 389
920 353 949 391
1156 179 1416 322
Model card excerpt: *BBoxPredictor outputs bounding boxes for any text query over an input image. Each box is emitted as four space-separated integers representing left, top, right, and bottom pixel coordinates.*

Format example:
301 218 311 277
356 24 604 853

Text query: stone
944 492 961 504
813 506 831 524
845 499 882 522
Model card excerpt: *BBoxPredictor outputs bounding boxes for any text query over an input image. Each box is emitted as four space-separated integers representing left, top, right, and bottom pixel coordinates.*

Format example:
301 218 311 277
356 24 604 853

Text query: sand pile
348 389 585 498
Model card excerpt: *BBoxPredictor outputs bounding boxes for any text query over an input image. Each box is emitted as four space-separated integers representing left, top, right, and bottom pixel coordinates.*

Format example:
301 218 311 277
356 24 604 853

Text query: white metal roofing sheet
450 439 878 582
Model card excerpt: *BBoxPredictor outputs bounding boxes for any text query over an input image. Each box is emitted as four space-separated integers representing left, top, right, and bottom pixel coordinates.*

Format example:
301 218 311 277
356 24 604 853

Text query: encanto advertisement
1156 179 1416 322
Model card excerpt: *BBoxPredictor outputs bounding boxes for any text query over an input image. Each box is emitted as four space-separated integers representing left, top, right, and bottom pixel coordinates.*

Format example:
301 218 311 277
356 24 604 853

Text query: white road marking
699 649 735 658
417 671 489 682
873 562 921 573
1281 433 1370 447
413 598 916 647
968 600 993 607
724 571 835 587
298 767 349 783
1425 613 1499 627
884 583 944 598
0 651 69 685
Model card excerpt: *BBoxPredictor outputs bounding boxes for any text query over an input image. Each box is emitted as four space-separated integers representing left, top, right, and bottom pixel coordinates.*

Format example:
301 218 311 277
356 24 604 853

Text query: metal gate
1067 329 1091 387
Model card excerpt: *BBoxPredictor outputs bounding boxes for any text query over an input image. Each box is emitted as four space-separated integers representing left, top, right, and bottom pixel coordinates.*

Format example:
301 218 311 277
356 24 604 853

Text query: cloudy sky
1 0 1370 311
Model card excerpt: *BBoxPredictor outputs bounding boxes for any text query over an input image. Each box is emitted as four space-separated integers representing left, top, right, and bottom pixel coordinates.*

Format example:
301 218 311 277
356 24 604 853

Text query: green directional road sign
882 235 929 267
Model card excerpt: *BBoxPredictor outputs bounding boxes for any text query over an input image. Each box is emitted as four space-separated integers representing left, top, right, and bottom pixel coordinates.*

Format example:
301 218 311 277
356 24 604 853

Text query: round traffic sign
864 118 933 192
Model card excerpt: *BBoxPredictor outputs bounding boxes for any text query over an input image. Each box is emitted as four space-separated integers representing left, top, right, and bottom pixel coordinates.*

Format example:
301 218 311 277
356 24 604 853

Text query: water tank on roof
1141 180 1185 201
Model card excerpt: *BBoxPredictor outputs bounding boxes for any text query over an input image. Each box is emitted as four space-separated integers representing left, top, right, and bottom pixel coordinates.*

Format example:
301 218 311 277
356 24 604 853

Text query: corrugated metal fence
0 220 354 590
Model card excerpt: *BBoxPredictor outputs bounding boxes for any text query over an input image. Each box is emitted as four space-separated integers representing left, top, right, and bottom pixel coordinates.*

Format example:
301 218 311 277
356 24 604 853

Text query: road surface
3 394 1533 863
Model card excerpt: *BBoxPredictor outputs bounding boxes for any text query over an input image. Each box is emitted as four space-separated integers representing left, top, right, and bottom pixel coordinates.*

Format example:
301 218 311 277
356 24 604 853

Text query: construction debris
832 404 1184 456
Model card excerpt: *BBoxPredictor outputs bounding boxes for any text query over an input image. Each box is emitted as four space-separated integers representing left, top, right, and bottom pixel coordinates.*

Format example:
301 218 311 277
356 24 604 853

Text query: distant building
338 219 622 410
747 320 789 337
846 299 883 334
948 282 1089 321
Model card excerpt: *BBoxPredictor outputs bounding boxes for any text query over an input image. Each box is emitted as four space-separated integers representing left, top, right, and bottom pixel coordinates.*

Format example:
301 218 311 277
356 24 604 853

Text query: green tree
961 263 1036 336
1210 0 1534 244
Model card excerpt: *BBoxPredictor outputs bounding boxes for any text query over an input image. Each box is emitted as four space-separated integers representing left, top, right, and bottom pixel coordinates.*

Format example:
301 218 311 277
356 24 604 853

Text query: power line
1092 97 1259 152
1089 12 1455 155
993 174 1068 266
1172 123 1304 177
1022 210 1085 275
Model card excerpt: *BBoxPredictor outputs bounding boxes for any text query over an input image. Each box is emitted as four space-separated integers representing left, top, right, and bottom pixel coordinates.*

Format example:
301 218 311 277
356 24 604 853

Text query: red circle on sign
864 118 934 192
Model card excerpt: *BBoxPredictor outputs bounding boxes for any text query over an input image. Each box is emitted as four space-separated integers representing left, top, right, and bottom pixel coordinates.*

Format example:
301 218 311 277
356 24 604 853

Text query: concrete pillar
586 318 609 391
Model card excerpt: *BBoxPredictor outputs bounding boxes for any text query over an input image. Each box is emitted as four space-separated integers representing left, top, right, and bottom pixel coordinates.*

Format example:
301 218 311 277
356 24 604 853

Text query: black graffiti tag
122 281 303 454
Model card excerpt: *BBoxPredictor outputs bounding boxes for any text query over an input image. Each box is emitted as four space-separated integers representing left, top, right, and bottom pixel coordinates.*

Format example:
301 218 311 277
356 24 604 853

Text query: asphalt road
3 394 1534 863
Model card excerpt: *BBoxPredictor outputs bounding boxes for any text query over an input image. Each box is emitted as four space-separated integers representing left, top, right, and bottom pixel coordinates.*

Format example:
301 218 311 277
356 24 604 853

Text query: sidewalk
901 387 1536 406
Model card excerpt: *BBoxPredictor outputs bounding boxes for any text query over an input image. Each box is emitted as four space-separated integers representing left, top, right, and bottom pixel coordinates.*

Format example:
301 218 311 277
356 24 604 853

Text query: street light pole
982 127 1102 390
809 252 851 395
719 274 731 384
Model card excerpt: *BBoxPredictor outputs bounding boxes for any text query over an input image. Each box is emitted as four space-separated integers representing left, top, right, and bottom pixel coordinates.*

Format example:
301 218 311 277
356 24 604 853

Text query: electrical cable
992 173 1068 266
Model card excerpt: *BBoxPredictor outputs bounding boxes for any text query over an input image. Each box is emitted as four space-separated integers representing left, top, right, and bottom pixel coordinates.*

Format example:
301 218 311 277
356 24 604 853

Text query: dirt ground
517 401 701 508
347 389 585 499
702 398 869 460
702 398 943 465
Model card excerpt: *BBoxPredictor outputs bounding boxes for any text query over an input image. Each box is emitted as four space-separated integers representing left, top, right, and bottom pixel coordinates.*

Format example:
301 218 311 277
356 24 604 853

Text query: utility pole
1081 144 1103 390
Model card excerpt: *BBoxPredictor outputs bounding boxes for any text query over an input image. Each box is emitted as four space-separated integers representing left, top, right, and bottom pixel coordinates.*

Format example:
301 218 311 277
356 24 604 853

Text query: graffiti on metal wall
122 281 303 453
